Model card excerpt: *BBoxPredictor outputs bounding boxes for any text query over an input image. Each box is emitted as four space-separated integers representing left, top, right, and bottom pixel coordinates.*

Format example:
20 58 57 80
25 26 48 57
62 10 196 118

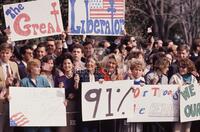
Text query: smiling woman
99 53 123 81
77 55 104 132
169 58 198 132
54 53 81 132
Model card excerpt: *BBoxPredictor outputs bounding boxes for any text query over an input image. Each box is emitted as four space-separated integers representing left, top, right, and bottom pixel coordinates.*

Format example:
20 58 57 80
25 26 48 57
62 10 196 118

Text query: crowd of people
0 26 200 132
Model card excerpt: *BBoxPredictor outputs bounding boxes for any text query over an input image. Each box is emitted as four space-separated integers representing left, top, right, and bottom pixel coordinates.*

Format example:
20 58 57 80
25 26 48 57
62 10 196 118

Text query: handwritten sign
82 80 133 121
3 0 63 41
9 87 66 126
68 0 125 36
180 84 200 122
128 85 180 122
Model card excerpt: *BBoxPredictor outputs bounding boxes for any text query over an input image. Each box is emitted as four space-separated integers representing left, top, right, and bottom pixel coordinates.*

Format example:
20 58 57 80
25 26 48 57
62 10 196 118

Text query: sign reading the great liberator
9 87 66 126
128 85 180 122
82 80 133 121
180 84 200 122
3 0 63 41
68 0 125 36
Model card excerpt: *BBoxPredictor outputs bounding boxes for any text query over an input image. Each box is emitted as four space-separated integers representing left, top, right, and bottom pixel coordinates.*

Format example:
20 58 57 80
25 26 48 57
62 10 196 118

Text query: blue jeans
24 127 51 132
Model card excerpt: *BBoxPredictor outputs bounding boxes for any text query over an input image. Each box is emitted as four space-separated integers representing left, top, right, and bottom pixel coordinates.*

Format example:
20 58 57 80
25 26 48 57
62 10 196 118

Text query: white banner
82 80 133 121
9 87 66 126
180 84 200 122
128 85 180 122
3 0 63 41
68 0 125 36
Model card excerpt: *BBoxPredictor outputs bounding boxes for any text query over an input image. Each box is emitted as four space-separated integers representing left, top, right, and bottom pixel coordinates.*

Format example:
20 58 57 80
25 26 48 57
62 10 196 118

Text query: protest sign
3 0 63 41
68 0 125 36
180 84 200 122
82 80 133 121
9 87 66 126
128 85 180 122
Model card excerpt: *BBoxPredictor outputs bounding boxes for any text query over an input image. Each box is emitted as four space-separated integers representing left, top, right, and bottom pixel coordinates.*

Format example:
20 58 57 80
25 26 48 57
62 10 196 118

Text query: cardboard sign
9 87 66 126
3 0 63 41
68 0 125 36
82 80 133 121
128 85 180 122
180 84 200 122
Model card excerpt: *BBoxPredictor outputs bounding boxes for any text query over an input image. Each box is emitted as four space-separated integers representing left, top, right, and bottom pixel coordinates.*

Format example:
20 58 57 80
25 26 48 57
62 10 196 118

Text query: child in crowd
120 59 145 132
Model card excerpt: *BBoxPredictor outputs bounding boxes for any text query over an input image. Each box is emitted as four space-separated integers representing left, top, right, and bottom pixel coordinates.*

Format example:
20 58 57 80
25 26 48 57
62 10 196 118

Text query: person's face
47 41 56 54
162 65 169 75
86 58 96 72
179 65 188 75
106 58 117 72
31 64 41 76
72 48 83 61
128 37 137 48
157 40 163 47
177 50 189 59
131 68 143 79
0 49 12 63
47 59 54 71
84 44 94 57
120 45 127 57
24 49 33 62
62 59 73 72
167 42 174 49
36 47 47 60
196 43 200 52
104 42 110 48
55 44 63 56
166 54 173 64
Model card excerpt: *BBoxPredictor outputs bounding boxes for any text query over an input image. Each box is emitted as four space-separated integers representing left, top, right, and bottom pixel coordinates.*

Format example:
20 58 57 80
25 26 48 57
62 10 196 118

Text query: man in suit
18 45 33 79
0 42 20 132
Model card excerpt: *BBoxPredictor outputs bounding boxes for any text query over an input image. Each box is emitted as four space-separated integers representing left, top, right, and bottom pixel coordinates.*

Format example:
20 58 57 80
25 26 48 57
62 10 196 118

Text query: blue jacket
20 76 51 88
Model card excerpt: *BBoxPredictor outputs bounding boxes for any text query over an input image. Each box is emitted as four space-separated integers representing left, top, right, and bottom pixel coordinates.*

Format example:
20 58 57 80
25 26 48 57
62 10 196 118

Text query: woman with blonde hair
98 53 124 132
20 59 51 132
99 53 123 81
